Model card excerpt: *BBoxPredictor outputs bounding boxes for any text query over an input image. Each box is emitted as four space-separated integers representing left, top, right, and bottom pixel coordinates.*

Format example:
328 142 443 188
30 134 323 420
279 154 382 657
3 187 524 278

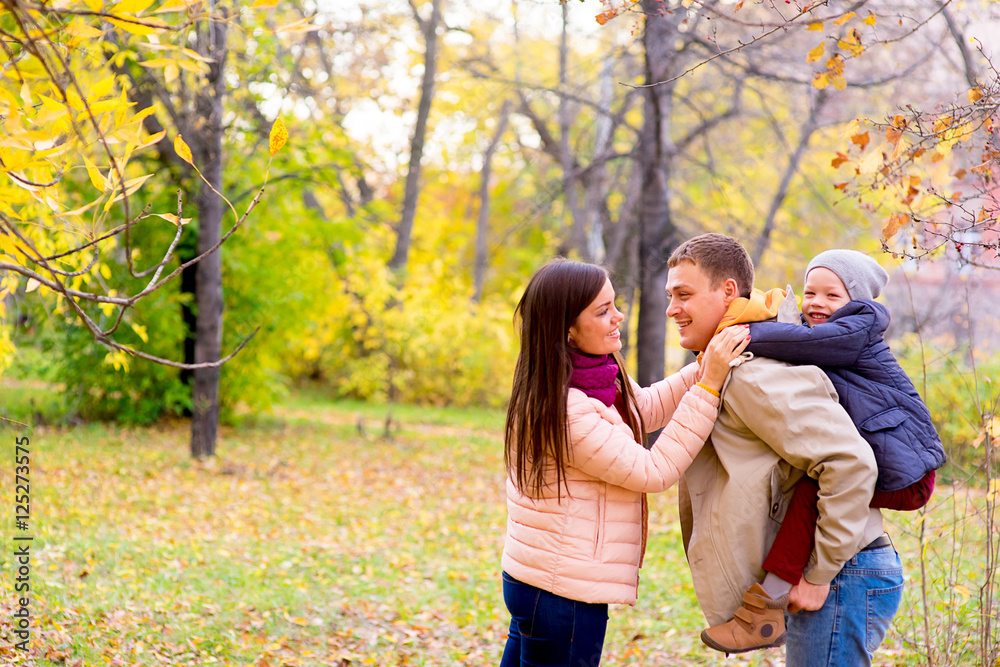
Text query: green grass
0 397 994 665
0 380 65 427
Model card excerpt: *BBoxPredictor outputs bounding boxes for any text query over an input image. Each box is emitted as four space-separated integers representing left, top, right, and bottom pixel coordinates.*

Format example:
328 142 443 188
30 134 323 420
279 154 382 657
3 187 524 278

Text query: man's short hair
668 233 754 298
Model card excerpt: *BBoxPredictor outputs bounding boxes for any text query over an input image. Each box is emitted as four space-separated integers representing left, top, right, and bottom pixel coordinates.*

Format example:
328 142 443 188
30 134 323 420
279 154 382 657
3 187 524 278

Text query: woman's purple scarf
569 350 619 407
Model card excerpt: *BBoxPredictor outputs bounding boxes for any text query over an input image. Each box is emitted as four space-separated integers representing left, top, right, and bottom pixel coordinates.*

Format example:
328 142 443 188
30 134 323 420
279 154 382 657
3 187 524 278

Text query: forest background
1 0 1000 664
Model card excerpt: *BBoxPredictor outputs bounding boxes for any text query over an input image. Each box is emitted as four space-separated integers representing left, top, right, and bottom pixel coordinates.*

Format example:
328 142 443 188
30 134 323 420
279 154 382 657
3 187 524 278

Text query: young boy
700 249 946 654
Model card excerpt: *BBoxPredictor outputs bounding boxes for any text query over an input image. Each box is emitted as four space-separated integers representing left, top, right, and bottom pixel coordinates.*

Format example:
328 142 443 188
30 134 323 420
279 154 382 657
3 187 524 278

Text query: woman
500 259 750 666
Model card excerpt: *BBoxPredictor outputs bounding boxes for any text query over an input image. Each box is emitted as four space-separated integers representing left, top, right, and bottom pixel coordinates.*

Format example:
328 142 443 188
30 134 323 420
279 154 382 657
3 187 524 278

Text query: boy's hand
787 578 830 613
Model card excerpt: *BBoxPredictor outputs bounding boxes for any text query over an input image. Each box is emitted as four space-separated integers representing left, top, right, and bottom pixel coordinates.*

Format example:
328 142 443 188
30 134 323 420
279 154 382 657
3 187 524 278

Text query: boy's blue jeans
785 544 904 667
499 571 608 667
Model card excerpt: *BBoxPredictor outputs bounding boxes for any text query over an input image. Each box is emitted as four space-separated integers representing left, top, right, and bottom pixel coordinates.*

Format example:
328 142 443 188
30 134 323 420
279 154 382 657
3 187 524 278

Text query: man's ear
721 278 740 305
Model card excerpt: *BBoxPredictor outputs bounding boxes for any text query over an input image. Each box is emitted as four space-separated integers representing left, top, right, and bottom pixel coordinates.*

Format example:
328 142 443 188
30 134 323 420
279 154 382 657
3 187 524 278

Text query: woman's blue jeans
785 545 904 666
499 572 609 667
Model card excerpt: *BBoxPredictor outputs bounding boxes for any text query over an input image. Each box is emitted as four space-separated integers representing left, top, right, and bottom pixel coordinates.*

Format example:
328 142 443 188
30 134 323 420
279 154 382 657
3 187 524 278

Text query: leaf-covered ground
0 396 966 665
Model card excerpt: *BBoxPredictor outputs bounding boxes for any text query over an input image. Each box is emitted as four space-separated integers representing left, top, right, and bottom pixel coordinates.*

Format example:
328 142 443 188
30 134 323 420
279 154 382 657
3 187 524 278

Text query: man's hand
787 577 831 613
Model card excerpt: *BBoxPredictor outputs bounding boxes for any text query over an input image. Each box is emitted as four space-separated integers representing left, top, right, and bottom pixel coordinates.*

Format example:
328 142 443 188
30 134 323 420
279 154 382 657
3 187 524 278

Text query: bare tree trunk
473 99 512 302
558 1 588 260
388 0 443 271
751 88 829 267
605 162 642 272
612 182 641 359
941 6 979 89
635 0 680 387
190 14 228 459
584 53 615 264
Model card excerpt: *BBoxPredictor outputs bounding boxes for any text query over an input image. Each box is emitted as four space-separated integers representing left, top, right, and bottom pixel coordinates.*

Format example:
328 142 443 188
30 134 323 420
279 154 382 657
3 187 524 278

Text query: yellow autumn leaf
833 11 856 25
864 12 877 26
858 148 883 174
988 416 1000 440
891 135 909 160
82 99 121 117
83 155 106 190
953 583 971 603
164 63 180 85
806 21 823 31
987 478 1000 502
181 48 215 64
0 233 20 257
84 0 103 11
66 22 106 40
152 0 201 12
103 349 129 371
955 122 974 143
115 87 131 127
269 117 288 156
969 87 984 103
89 75 117 101
35 95 69 126
150 212 192 226
131 322 149 343
174 134 194 165
112 0 155 15
130 130 165 152
274 16 319 34
61 199 103 217
830 74 847 91
107 17 168 36
812 72 830 90
807 42 825 63
176 60 209 75
140 58 180 69
131 106 158 126
837 30 865 57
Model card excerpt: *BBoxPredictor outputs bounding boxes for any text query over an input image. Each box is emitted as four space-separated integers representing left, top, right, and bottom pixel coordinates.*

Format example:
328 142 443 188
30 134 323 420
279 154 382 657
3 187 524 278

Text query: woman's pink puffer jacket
501 363 720 605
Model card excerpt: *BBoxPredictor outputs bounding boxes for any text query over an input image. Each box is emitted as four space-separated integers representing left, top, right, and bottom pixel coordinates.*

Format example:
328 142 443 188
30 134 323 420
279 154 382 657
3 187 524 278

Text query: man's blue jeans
785 544 904 667
499 572 608 667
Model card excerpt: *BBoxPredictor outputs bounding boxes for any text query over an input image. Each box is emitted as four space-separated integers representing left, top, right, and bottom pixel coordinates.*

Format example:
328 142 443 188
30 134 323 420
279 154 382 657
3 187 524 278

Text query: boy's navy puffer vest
747 300 945 491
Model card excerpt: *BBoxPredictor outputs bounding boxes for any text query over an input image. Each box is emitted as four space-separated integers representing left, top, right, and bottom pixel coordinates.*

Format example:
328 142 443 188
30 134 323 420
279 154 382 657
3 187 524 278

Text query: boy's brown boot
700 583 787 654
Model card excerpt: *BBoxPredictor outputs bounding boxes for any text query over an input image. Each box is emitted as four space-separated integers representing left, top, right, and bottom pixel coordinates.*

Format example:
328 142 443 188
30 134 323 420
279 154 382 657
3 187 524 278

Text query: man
666 233 903 665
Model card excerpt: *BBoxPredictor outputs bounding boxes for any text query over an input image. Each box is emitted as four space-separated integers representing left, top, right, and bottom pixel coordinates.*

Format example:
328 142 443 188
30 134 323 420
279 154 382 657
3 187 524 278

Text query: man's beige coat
679 353 885 626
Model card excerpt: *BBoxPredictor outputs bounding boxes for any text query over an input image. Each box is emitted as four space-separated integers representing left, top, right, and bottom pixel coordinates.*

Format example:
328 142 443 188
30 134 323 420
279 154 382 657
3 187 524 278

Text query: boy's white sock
762 572 792 599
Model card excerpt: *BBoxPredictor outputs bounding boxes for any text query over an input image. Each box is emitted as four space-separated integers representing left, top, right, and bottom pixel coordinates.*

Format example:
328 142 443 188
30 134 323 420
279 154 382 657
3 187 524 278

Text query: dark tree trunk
388 0 442 271
635 0 681 387
190 15 228 459
179 251 197 399
473 99 512 303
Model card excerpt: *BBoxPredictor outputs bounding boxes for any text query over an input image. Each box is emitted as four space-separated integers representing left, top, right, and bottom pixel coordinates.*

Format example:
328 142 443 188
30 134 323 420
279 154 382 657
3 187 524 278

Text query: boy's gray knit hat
806 249 889 301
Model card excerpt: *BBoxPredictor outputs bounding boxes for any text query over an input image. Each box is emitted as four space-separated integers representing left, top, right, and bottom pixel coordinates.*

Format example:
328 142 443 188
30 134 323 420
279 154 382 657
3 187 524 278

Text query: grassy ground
0 389 991 665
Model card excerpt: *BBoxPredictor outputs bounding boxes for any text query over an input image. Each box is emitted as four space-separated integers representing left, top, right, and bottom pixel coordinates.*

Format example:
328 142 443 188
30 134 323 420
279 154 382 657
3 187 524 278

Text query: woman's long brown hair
504 259 646 500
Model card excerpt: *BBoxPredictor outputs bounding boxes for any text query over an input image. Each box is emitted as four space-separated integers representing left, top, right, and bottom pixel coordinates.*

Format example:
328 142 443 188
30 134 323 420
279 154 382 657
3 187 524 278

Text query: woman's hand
699 325 751 391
